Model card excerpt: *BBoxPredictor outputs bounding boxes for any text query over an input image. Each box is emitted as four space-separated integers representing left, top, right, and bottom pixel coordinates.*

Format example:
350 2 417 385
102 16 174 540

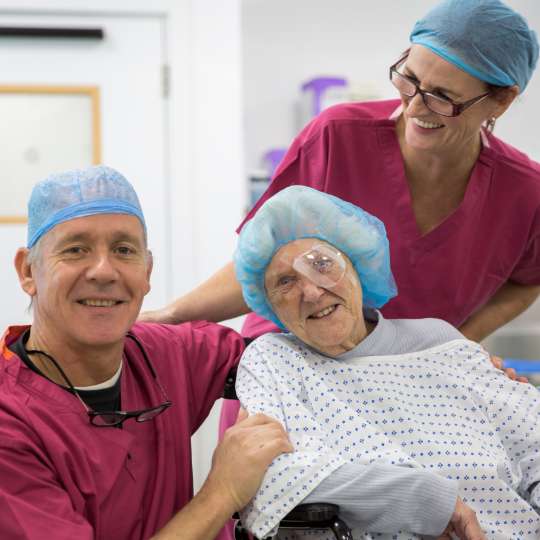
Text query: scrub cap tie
410 0 539 92
234 186 397 329
27 165 146 248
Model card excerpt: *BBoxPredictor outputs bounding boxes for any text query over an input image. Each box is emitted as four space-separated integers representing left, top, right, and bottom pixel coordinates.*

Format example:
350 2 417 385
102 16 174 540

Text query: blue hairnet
234 186 397 329
410 0 539 92
27 165 146 248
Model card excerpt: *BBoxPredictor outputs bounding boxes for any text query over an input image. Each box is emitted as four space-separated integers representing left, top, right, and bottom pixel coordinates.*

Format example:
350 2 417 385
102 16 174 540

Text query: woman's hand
490 355 528 383
435 497 486 540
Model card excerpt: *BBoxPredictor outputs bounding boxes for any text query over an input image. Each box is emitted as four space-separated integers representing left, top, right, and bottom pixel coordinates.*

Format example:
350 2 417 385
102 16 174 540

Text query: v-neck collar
376 114 495 258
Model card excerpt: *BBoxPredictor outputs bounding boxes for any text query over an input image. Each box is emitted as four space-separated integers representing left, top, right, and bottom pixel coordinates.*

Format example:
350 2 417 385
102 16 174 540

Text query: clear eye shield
292 244 346 289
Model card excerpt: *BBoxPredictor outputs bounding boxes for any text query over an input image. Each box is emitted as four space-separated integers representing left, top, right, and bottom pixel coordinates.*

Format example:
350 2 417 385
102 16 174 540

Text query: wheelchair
223 366 353 540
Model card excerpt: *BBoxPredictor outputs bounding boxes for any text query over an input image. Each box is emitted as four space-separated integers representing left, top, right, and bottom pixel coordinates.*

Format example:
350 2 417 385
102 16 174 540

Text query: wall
242 0 540 352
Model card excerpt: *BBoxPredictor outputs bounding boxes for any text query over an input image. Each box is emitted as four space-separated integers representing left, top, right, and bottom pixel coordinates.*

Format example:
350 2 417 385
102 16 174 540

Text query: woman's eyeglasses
26 333 172 428
389 54 491 117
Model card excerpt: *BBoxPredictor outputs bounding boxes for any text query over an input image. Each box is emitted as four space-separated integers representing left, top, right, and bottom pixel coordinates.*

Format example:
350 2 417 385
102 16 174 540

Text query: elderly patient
234 186 540 540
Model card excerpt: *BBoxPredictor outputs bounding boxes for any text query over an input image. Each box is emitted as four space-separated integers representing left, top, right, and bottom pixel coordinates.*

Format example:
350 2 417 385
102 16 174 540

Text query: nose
406 91 429 116
85 252 119 283
298 278 325 303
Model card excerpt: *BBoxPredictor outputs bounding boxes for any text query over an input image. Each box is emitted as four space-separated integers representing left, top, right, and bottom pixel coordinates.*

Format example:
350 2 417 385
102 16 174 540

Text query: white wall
242 0 540 352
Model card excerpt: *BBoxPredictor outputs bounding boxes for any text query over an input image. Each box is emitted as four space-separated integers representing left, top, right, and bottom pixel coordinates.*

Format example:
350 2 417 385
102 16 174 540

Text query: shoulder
298 99 400 144
485 133 540 190
241 332 312 369
390 317 465 352
131 320 241 344
487 132 540 170
129 321 244 363
317 99 400 124
0 375 43 450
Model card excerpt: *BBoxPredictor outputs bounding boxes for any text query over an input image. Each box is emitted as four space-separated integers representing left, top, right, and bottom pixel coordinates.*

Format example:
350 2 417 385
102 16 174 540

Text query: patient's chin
305 310 355 353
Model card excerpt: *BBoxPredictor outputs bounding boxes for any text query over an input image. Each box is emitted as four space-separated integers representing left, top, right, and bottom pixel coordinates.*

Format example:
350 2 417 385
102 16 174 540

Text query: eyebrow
266 268 294 287
402 66 461 98
54 230 144 249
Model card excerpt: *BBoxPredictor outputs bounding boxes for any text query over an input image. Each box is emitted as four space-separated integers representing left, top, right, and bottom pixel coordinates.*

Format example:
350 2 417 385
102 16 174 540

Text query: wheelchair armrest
223 338 255 400
233 503 339 523
234 503 352 540
282 502 339 522
223 367 238 400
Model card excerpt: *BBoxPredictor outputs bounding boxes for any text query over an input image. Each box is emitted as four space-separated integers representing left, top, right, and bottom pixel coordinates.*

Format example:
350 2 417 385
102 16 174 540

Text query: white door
0 12 169 330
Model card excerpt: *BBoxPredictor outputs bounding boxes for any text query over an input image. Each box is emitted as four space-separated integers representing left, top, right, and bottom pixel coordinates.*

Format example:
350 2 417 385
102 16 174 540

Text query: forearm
146 261 250 324
153 410 293 540
459 281 540 342
302 463 457 536
150 478 234 540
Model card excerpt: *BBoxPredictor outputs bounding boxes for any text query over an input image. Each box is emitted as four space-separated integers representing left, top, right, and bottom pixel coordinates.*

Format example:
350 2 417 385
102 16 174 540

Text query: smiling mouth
412 117 444 129
77 299 123 307
309 305 338 319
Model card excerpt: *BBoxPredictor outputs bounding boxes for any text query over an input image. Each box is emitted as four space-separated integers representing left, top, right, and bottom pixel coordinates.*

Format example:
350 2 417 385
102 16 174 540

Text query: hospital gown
237 326 540 539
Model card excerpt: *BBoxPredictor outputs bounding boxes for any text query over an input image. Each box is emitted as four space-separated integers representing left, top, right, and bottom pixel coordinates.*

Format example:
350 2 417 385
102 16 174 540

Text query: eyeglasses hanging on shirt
25 333 172 428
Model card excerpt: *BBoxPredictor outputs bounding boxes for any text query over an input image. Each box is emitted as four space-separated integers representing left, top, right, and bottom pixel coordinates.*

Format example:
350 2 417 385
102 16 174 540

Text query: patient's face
265 238 368 356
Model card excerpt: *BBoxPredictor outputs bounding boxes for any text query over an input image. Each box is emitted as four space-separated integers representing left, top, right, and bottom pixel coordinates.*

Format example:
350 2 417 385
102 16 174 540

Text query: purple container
301 77 348 117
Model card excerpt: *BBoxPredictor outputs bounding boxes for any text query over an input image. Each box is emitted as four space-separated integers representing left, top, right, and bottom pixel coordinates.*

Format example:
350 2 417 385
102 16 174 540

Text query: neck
321 317 376 358
397 116 482 189
26 323 124 387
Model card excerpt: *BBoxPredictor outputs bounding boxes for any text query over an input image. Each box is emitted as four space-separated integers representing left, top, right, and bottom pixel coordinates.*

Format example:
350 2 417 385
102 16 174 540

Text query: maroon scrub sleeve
0 416 94 540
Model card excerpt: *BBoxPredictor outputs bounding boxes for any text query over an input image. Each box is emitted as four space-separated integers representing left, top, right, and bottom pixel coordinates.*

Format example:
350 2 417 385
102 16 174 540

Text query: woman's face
397 44 503 154
264 238 369 357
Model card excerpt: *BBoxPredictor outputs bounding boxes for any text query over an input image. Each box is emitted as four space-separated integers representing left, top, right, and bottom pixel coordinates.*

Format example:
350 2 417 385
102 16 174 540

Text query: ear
491 85 520 119
14 248 37 297
144 250 154 295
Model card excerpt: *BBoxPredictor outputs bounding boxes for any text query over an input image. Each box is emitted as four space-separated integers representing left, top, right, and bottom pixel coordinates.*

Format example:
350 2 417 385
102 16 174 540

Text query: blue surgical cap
27 165 146 248
410 0 539 92
234 186 397 329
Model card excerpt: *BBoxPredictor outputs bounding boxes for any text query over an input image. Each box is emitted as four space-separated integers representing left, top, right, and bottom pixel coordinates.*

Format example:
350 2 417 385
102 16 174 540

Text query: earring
486 117 496 132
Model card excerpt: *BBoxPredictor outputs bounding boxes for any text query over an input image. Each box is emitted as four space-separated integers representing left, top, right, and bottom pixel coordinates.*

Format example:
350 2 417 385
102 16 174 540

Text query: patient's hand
490 354 528 383
436 497 486 540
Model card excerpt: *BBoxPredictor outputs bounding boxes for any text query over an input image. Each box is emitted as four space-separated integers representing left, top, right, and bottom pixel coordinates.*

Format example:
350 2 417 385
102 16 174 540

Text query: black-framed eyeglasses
26 333 172 428
389 54 491 117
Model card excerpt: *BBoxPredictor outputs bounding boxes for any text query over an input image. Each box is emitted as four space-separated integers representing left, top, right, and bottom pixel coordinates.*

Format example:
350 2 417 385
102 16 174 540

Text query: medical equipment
265 244 347 304
292 244 346 289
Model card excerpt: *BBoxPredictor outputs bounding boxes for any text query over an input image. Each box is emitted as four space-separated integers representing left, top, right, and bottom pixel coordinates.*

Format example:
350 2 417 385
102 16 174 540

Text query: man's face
23 213 151 351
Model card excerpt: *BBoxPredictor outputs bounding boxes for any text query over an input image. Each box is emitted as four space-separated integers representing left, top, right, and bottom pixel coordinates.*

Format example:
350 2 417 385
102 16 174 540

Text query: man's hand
435 497 486 540
205 408 293 513
490 355 528 383
150 409 291 540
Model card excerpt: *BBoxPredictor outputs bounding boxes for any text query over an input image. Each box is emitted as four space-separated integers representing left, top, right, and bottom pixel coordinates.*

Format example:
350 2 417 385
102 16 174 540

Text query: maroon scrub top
0 321 243 540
